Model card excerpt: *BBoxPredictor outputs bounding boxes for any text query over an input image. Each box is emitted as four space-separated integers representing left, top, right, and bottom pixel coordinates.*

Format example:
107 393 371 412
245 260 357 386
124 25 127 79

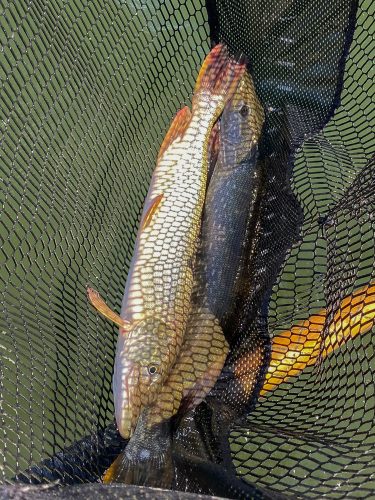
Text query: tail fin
192 44 246 111
102 450 173 487
157 106 192 163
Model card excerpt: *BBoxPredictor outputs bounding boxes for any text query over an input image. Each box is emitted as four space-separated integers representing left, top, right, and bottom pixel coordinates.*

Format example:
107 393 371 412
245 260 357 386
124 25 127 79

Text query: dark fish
195 70 265 325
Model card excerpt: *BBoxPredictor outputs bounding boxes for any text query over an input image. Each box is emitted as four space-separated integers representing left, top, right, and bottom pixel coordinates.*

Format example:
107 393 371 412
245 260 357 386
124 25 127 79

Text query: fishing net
1 0 374 498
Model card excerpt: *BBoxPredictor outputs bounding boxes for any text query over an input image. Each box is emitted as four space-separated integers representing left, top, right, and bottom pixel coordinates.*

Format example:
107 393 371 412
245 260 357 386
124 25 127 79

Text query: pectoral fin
87 287 130 330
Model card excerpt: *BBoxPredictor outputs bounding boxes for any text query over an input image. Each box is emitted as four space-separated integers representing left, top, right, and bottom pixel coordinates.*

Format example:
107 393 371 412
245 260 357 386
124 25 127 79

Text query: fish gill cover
0 0 374 499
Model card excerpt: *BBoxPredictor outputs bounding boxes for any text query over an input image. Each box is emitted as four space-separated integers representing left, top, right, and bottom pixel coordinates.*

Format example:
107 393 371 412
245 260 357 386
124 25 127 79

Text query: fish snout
114 361 142 439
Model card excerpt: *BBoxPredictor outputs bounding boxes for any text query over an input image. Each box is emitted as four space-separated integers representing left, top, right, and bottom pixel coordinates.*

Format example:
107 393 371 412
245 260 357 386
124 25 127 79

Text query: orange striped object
261 283 375 395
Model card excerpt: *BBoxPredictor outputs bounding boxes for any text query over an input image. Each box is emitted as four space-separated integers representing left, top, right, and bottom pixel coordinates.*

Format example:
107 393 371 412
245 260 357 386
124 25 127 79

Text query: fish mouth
114 362 141 439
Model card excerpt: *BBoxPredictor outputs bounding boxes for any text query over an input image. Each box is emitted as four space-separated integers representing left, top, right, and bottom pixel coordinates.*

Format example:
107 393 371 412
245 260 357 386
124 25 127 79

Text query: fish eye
148 365 158 376
239 105 249 117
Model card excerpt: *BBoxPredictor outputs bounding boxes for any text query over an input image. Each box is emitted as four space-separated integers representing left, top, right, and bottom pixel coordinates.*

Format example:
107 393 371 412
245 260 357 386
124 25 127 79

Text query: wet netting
1 0 374 498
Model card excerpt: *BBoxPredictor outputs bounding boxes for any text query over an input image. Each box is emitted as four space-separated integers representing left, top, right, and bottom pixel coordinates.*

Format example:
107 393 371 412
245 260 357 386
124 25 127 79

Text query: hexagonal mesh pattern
1 0 374 498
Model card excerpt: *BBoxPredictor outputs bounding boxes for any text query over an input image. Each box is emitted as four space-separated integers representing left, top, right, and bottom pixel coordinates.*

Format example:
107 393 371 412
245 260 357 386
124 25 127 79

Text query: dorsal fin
157 106 192 163
141 193 163 230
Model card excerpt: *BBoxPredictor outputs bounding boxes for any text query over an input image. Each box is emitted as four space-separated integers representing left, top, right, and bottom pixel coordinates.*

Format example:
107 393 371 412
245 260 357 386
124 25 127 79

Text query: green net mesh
1 0 374 498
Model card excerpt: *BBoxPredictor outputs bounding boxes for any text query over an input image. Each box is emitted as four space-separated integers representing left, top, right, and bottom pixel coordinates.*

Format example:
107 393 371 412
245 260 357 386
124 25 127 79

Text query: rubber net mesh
0 0 374 498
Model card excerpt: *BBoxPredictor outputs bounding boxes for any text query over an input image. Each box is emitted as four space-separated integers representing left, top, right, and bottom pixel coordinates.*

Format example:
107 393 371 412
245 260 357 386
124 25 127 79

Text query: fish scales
122 112 219 329
129 71 267 430
114 115 226 439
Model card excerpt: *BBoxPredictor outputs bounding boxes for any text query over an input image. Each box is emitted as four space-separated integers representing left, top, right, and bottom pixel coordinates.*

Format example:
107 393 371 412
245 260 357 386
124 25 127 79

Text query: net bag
1 0 374 498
